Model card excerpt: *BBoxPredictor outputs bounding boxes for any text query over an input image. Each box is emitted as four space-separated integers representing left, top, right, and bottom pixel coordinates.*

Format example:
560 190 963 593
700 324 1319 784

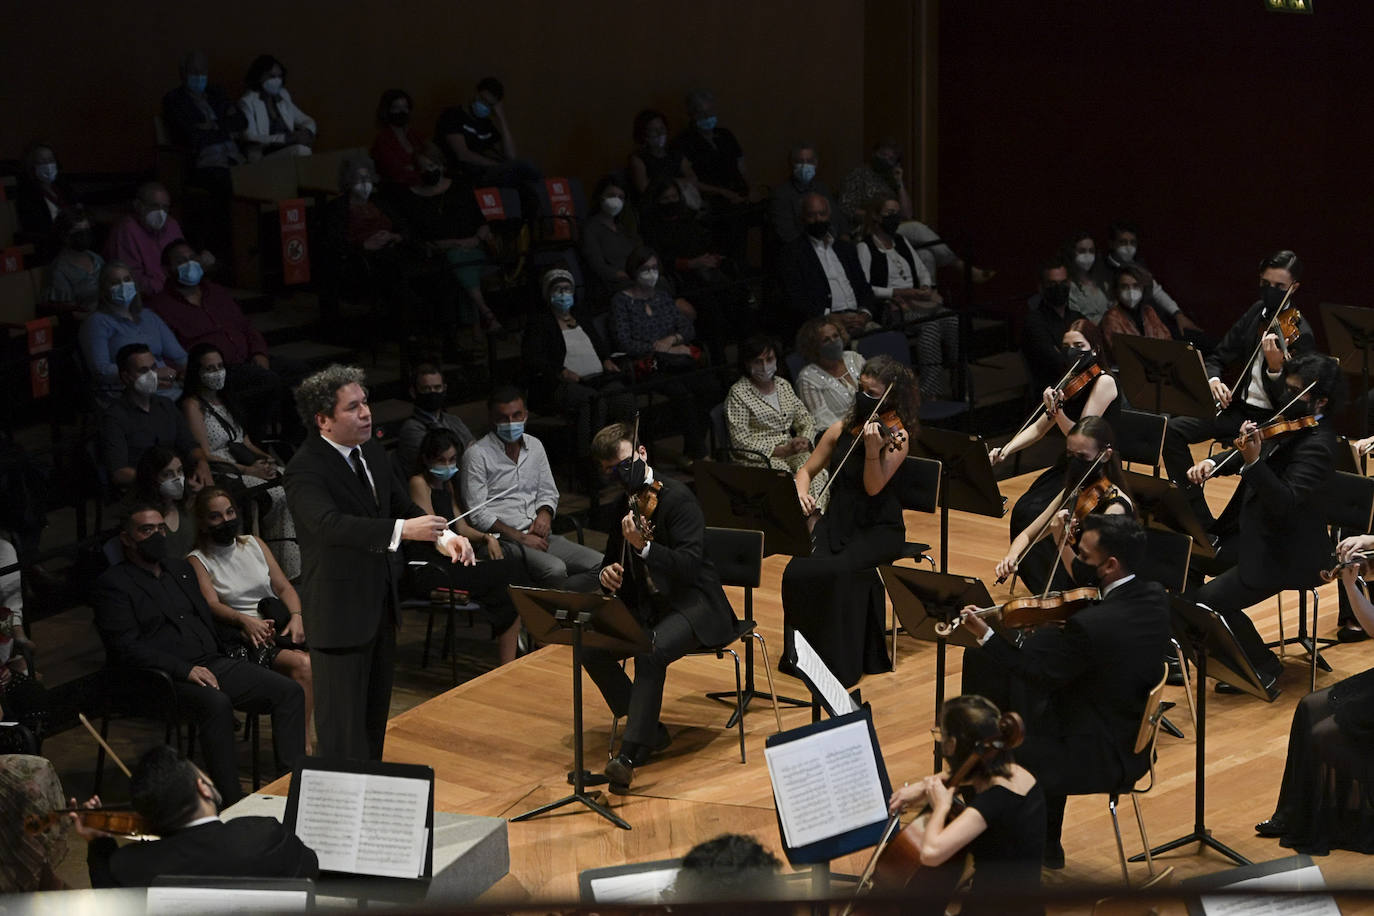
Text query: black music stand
1130 596 1259 868
1113 335 1216 419
1124 471 1216 558
508 586 649 831
1320 302 1374 441
879 565 992 769
694 462 814 557
909 427 1005 572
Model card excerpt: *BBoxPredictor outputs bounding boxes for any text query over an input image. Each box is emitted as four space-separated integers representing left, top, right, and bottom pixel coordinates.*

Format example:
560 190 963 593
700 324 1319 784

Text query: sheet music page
294 770 366 872
793 631 860 716
589 867 682 903
765 718 887 849
353 774 430 879
146 887 309 914
1201 865 1339 916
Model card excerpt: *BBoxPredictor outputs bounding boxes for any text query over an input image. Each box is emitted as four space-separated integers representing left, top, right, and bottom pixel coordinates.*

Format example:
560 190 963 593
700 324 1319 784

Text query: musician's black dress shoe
1255 816 1287 838
605 725 673 793
1337 623 1369 643
1215 673 1280 702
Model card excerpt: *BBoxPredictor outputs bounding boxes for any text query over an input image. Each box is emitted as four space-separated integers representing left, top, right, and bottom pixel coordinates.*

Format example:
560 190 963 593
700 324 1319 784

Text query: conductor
285 365 472 761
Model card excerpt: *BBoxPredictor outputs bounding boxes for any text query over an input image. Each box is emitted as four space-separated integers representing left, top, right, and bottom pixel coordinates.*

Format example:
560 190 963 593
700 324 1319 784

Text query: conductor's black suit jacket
284 434 425 649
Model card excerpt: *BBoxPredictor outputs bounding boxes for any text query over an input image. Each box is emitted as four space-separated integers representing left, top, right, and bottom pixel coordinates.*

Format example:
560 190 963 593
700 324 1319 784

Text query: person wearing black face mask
1182 353 1341 700
396 363 476 478
959 513 1170 870
370 88 425 187
93 505 307 806
1161 250 1316 527
582 423 737 791
777 192 878 342
1023 257 1087 394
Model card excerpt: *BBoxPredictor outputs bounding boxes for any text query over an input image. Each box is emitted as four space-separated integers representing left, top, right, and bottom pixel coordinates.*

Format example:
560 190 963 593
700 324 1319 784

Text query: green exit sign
1266 0 1313 12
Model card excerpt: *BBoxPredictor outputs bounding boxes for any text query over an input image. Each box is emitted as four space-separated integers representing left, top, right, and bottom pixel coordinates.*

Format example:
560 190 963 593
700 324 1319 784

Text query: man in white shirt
776 193 877 340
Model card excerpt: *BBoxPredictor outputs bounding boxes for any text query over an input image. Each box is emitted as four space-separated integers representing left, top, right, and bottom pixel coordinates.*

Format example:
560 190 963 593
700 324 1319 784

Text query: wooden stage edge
264 462 1374 912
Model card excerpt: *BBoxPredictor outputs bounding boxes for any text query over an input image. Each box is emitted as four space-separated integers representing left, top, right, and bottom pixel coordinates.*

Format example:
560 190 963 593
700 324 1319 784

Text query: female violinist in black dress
1256 540 1374 854
782 355 919 687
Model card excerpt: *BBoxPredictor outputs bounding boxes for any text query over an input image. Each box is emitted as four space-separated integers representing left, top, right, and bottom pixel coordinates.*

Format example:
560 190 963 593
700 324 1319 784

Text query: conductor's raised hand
402 515 450 542
1186 458 1215 486
600 562 624 593
437 530 476 565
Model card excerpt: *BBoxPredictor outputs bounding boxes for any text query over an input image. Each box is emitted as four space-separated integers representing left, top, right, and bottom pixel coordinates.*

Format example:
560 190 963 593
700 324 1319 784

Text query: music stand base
1128 829 1251 867
1265 636 1334 673
511 790 630 831
568 769 610 788
705 688 809 729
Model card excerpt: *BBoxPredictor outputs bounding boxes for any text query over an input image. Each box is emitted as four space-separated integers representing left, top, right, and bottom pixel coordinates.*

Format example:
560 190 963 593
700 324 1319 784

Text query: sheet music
793 631 860 716
1200 865 1339 916
146 887 308 914
765 719 887 850
294 769 429 879
589 867 682 903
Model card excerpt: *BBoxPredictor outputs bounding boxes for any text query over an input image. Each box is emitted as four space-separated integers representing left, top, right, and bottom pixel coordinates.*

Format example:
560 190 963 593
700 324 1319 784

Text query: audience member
794 316 867 432
406 429 525 665
98 345 209 491
128 447 207 561
639 177 734 360
1063 230 1110 323
776 193 877 340
1103 220 1200 337
675 89 749 207
180 343 298 577
521 269 632 461
162 50 247 191
43 208 104 314
104 182 212 297
370 89 425 188
628 108 697 202
0 755 69 890
81 262 186 401
0 534 46 745
1023 256 1086 393
13 143 77 261
857 195 958 398
581 176 641 297
77 745 317 887
188 488 312 750
435 76 540 215
724 336 824 495
461 386 602 588
93 506 307 805
670 834 783 903
1099 263 1176 363
238 54 316 159
840 138 912 227
896 217 992 287
395 363 477 479
767 140 841 245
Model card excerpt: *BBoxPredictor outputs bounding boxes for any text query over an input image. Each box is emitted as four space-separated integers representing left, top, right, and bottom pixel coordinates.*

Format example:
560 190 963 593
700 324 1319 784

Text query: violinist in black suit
93 505 306 805
284 365 471 762
582 423 737 791
958 514 1171 869
1184 353 1342 699
79 744 317 887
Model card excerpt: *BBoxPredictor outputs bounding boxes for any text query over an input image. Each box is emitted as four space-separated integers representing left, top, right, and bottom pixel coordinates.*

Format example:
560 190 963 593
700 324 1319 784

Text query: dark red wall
938 0 1374 343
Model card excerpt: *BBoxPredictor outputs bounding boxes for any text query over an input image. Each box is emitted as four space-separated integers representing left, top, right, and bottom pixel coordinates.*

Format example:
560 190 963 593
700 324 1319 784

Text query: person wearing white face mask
1099 264 1176 364
1102 220 1200 337
767 141 841 245
1062 230 1111 323
724 336 829 496
99 344 212 495
80 261 187 401
15 143 78 259
581 176 642 294
105 182 214 297
125 447 207 561
238 54 315 160
627 108 699 201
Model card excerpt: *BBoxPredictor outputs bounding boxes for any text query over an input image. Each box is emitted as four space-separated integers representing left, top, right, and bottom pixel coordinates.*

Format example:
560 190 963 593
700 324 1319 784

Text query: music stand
1130 596 1259 868
694 462 814 557
909 427 1005 572
507 586 649 831
1113 335 1216 420
1320 302 1374 440
879 565 992 769
1124 471 1216 558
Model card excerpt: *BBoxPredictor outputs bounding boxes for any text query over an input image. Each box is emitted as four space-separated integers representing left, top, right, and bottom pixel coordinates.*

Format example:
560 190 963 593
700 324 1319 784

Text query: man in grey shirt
461 385 601 590
394 363 475 478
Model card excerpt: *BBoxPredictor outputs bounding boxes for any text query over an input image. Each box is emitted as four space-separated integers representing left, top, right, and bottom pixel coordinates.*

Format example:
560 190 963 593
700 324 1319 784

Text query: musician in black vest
958 514 1171 869
1161 250 1314 526
1184 353 1341 699
284 365 471 761
582 422 736 791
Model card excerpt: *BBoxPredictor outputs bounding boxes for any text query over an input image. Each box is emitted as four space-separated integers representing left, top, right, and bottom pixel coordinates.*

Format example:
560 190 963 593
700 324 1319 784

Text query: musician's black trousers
1187 567 1285 682
584 610 701 748
1162 402 1271 527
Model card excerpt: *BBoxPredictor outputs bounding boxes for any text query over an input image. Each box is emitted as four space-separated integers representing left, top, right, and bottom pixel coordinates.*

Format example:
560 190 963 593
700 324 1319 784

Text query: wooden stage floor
265 463 1374 912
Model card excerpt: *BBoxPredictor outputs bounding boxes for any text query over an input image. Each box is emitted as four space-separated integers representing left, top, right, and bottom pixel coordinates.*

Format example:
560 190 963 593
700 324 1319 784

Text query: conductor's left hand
437 530 476 565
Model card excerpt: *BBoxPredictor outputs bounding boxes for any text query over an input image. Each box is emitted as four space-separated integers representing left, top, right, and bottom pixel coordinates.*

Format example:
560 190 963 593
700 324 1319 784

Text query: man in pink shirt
105 182 215 296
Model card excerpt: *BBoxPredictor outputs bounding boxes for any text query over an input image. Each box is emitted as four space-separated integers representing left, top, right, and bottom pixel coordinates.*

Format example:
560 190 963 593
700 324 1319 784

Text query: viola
25 807 152 838
851 408 908 453
935 587 1100 637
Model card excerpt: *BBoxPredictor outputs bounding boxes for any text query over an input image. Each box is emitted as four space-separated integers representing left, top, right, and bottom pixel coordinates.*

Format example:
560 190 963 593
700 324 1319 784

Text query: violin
1233 415 1318 450
25 807 152 838
1052 363 1102 409
1066 473 1123 546
935 587 1099 637
628 479 663 543
1321 551 1374 584
851 408 908 453
1217 286 1302 418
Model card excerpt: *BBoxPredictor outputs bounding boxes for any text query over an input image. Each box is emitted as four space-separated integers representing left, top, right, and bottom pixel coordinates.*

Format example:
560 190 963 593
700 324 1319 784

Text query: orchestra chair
1137 527 1197 733
888 455 940 668
1114 408 1167 477
401 560 492 687
1097 663 1173 884
707 403 771 465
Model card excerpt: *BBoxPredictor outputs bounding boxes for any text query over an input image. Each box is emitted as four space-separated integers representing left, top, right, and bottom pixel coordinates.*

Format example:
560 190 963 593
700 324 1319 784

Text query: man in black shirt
98 343 213 490
1023 256 1086 393
674 88 756 265
435 76 540 216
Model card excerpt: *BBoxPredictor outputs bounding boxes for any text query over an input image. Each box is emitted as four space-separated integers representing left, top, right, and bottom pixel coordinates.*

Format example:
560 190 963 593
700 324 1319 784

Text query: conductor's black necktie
349 447 377 507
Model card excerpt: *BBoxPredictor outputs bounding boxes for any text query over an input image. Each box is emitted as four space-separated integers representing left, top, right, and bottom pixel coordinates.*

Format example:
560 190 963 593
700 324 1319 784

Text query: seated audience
98 345 209 491
857 195 958 399
1023 256 1086 393
104 182 213 297
1103 220 1200 337
435 76 540 216
128 447 207 561
0 535 46 745
0 754 69 890
43 208 104 315
794 316 868 432
370 89 424 188
76 745 317 887
670 834 784 903
840 138 912 227
180 343 298 577
188 488 311 749
724 336 824 493
93 506 307 805
521 268 632 459
162 50 247 190
407 429 525 665
395 362 477 480
81 262 186 401
238 54 315 159
1064 230 1111 323
776 192 877 340
628 108 696 202
675 89 749 208
581 176 641 297
767 140 841 245
461 386 602 588
1099 263 1176 363
14 143 77 261
639 177 734 360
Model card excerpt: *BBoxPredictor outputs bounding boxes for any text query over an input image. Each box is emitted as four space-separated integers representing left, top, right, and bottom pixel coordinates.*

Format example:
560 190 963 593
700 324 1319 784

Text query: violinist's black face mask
1259 283 1288 315
615 455 648 491
855 390 881 420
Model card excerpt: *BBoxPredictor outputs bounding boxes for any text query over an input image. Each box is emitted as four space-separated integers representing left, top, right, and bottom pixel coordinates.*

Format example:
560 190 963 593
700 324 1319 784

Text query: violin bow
1218 285 1298 418
996 354 1089 463
814 382 895 506
1205 379 1316 480
619 411 644 572
79 712 133 780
